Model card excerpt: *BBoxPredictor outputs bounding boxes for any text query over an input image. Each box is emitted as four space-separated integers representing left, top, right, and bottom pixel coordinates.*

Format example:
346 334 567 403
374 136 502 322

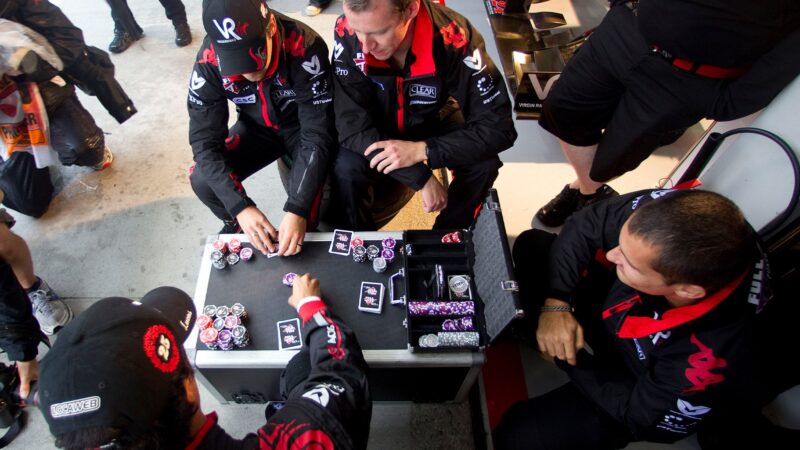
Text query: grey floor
5 0 780 448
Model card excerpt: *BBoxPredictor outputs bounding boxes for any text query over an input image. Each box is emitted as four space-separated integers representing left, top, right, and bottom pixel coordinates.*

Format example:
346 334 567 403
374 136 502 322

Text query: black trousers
0 91 104 218
106 0 187 34
331 149 501 231
189 120 298 223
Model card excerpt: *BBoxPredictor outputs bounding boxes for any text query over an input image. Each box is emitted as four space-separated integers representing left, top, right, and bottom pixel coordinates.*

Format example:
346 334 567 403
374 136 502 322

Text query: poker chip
373 257 387 273
366 245 380 261
437 332 479 348
381 248 395 264
212 258 227 270
283 272 298 287
352 245 367 263
351 237 364 248
215 305 230 318
408 301 475 316
212 239 228 253
404 244 413 255
442 316 475 331
419 333 440 348
231 302 247 318
229 239 242 254
226 253 240 266
210 250 224 262
223 314 240 329
196 314 213 331
382 237 396 250
217 329 235 350
203 305 217 317
451 231 463 244
212 317 226 331
448 275 469 295
232 325 250 347
200 328 219 349
239 247 253 262
441 233 453 244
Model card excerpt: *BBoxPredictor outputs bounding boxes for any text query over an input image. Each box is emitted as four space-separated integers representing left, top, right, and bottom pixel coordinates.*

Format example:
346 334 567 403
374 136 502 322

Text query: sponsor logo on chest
409 84 437 99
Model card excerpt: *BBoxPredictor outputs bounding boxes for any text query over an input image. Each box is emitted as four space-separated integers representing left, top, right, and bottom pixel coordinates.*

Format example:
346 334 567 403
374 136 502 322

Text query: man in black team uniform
331 0 516 230
38 275 372 449
495 189 795 449
534 0 800 228
188 0 334 257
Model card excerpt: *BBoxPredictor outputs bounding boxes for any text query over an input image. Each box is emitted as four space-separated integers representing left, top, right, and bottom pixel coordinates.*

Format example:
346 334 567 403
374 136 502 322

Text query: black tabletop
200 238 408 351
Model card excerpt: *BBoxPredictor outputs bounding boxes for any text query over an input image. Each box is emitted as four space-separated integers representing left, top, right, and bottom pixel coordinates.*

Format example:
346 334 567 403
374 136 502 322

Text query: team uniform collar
365 1 436 77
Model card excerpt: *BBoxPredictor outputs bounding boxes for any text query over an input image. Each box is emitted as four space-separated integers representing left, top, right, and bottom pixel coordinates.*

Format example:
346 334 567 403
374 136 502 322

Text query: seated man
38 275 372 449
331 0 516 230
189 0 334 256
1 0 134 217
534 0 800 227
496 189 785 449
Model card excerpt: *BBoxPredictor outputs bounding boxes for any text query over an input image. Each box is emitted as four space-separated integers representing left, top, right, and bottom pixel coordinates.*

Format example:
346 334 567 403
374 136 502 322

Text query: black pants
0 92 104 218
106 0 187 34
331 149 501 231
189 120 299 223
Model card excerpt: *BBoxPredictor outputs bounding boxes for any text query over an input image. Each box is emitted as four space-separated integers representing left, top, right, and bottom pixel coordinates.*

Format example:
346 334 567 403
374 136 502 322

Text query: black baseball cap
38 287 197 437
202 0 273 76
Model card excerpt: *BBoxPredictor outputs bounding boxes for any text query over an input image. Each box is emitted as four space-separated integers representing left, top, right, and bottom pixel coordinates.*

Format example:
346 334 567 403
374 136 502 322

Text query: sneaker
304 4 323 16
93 146 114 171
27 278 73 335
534 184 619 227
174 22 192 47
108 29 142 54
219 220 242 234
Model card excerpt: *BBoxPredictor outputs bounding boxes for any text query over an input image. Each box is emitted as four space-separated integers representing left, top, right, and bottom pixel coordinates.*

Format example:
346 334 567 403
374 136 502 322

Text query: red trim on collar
185 411 218 450
617 270 749 339
364 3 435 77
264 30 281 79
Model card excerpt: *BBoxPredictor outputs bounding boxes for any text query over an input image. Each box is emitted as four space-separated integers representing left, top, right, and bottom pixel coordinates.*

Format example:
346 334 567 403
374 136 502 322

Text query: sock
25 277 42 294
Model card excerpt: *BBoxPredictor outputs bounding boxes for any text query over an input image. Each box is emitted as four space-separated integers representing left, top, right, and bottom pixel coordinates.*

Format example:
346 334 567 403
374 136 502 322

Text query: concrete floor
2 0 711 448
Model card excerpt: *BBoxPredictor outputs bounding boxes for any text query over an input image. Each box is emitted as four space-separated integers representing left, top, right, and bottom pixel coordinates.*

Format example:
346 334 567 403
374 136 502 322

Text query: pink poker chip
240 247 254 261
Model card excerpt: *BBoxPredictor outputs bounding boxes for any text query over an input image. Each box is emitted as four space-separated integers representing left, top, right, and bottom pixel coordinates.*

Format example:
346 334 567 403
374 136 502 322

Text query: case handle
390 269 406 305
500 280 519 292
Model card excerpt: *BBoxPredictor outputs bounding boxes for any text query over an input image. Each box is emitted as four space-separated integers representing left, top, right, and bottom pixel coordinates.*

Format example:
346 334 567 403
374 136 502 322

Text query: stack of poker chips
366 245 380 261
198 302 250 350
211 238 253 269
442 316 474 331
381 238 395 263
418 331 480 348
372 257 387 273
407 301 475 316
441 231 463 244
352 245 367 263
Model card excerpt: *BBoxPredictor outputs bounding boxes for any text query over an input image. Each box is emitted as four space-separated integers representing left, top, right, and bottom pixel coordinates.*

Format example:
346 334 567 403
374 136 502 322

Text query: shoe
534 184 619 227
27 278 73 335
219 220 242 234
174 22 192 47
108 29 142 54
304 4 323 16
93 146 114 171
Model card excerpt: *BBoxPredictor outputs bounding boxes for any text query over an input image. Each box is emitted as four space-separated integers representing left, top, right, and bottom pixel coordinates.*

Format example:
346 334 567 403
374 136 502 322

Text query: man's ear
184 374 201 405
673 284 707 301
406 0 421 20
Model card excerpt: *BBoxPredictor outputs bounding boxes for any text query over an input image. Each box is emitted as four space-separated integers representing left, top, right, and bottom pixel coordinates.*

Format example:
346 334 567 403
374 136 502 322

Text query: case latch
500 280 519 292
485 200 501 212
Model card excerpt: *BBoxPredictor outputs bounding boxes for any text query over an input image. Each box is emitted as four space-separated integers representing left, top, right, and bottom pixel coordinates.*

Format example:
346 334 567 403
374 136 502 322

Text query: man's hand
420 176 448 213
364 140 426 174
288 273 321 309
536 299 584 366
236 206 277 255
17 359 38 400
278 213 307 256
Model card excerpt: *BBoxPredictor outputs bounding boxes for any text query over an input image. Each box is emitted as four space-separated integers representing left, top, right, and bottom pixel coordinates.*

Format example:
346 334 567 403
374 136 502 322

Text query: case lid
470 189 522 342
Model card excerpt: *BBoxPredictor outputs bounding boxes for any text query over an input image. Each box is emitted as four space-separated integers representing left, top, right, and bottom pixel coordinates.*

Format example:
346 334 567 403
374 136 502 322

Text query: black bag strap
0 409 23 448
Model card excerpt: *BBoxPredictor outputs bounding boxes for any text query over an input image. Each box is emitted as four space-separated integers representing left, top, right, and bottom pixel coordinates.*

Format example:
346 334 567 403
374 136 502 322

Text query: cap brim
140 287 196 342
216 44 268 77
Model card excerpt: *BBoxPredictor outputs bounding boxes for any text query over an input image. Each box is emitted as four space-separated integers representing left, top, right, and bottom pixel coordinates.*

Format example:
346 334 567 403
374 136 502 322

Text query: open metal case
402 189 523 351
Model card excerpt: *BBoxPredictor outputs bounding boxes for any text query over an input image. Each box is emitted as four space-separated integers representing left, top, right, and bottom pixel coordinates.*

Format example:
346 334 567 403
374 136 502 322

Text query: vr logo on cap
213 17 243 42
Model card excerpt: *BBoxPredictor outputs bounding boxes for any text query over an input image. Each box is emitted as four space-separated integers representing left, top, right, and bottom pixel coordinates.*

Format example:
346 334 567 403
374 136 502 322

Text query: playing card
359 281 384 314
276 318 302 350
329 229 354 256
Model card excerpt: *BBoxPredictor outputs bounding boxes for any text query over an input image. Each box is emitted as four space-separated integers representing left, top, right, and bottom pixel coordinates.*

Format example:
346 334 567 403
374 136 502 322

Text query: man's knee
332 149 371 185
188 164 212 197
451 156 501 180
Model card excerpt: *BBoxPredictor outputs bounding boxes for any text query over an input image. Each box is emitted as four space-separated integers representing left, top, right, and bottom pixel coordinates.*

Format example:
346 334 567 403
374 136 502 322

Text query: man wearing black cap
39 275 372 449
188 0 335 258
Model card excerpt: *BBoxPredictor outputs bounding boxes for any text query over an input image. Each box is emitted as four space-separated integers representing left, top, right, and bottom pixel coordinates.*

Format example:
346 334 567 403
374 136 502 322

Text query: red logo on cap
235 21 250 37
335 17 353 38
198 45 219 66
143 325 180 373
283 31 306 58
440 21 467 51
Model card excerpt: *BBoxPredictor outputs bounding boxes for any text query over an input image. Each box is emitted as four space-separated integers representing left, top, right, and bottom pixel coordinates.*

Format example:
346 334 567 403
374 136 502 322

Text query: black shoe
174 22 192 47
219 220 242 234
534 184 619 227
108 29 142 54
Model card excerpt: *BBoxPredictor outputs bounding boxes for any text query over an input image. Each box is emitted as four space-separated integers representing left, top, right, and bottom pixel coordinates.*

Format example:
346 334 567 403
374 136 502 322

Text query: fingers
370 149 390 169
247 227 268 254
262 223 277 253
575 325 585 351
280 234 302 256
364 141 386 156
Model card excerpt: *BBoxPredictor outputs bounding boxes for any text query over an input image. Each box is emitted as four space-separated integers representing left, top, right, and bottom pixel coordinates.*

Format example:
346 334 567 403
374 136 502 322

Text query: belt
650 45 749 79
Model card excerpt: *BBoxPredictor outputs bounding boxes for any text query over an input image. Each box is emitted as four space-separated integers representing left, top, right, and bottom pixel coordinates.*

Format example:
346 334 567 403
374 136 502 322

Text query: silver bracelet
540 305 573 313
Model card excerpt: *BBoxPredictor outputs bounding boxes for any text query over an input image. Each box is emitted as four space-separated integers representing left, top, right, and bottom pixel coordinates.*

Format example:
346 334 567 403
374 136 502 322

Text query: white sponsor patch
190 71 206 91
677 399 711 417
303 386 330 406
463 49 484 71
336 67 349 76
232 94 257 104
333 42 344 60
302 55 322 75
50 396 101 418
409 84 437 98
188 94 204 106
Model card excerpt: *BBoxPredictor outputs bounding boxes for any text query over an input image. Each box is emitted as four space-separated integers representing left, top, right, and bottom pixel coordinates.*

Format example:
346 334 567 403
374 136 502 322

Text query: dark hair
344 0 414 13
626 190 756 293
53 355 196 450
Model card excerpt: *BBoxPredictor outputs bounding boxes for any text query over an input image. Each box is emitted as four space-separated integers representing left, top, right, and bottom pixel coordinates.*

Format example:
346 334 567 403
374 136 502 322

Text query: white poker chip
449 275 469 294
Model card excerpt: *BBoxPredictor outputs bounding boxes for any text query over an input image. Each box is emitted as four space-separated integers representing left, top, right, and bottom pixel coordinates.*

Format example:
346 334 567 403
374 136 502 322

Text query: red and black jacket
188 12 334 220
190 302 371 450
332 0 516 190
548 189 770 443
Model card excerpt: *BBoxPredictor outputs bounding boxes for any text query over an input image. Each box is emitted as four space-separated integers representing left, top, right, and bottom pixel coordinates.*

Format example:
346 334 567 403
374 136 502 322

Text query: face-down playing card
329 229 354 256
277 318 303 350
359 281 384 314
